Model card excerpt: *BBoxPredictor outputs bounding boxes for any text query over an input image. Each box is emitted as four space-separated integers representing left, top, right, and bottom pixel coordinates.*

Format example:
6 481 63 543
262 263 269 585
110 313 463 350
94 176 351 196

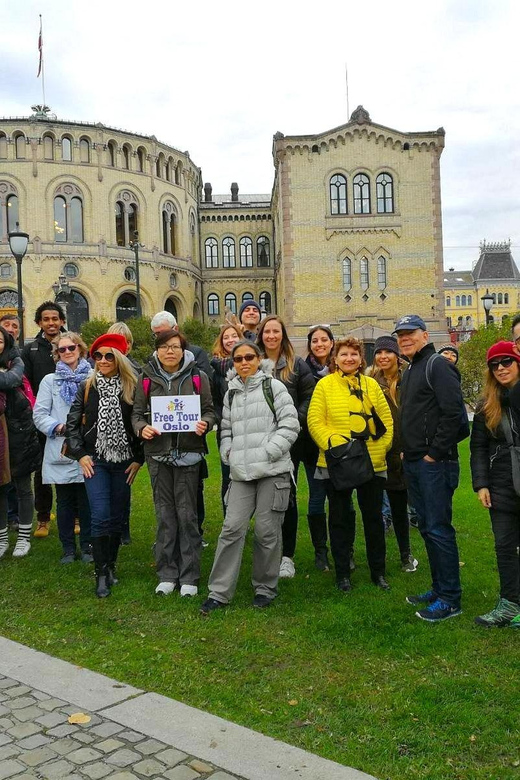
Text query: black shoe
95 569 111 598
60 551 76 565
80 549 94 564
200 598 226 616
314 548 330 571
252 594 273 609
336 577 352 592
107 533 121 585
373 575 390 591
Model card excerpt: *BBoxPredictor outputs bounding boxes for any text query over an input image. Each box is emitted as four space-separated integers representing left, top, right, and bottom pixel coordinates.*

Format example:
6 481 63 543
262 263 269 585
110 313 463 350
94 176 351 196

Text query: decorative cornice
326 226 402 239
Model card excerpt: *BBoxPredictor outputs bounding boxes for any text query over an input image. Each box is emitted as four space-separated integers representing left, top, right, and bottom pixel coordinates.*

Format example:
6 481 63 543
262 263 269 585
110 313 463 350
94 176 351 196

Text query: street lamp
52 273 71 299
8 224 29 347
481 288 494 327
128 230 143 318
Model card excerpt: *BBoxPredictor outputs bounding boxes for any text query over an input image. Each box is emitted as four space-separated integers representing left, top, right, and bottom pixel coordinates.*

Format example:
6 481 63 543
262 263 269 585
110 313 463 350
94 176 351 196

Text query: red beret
90 333 128 357
486 341 520 364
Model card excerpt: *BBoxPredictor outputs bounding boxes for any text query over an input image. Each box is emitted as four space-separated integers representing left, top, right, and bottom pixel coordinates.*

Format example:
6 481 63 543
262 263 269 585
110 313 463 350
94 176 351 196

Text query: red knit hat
90 333 128 357
486 341 520 364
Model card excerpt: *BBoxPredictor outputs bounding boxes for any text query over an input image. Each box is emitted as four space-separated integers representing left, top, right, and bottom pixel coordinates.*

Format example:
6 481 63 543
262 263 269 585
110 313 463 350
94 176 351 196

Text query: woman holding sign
132 328 215 598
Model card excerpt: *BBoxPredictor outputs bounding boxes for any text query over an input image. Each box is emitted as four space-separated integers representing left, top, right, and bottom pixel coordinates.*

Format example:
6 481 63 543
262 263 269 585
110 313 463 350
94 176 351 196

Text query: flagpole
39 15 46 107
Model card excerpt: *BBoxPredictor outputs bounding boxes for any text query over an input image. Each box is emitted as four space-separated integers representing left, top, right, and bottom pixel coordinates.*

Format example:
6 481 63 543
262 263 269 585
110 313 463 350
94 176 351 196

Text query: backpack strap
142 377 151 399
191 369 201 394
262 377 277 423
425 352 441 390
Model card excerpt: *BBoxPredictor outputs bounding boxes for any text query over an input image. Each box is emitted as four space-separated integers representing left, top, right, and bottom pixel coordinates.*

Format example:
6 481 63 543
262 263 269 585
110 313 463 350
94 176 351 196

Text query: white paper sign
150 395 201 433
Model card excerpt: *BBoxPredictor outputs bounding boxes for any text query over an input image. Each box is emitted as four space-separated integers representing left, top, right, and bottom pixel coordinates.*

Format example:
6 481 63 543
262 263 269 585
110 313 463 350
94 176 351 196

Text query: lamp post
481 288 494 327
52 274 72 326
8 224 29 347
128 230 143 317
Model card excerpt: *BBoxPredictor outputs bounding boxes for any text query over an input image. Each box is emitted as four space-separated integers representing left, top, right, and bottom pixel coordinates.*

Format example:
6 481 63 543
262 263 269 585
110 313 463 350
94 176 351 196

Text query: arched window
156 154 165 179
259 291 272 314
122 144 131 170
257 236 270 267
446 316 452 327
353 173 370 214
136 147 146 173
15 133 25 159
505 293 509 304
61 136 72 161
161 202 177 255
79 138 90 163
342 258 352 290
377 256 387 289
175 161 182 185
242 291 254 302
240 237 253 267
0 184 19 240
498 293 503 304
376 173 394 213
6 193 19 235
491 293 496 304
0 134 7 159
56 290 89 332
205 238 218 268
166 158 174 182
456 295 461 306
467 294 472 306
222 237 236 268
114 191 139 246
446 296 451 307
360 257 369 288
165 297 178 320
225 292 237 314
53 184 84 243
330 174 347 215
207 293 219 316
461 295 467 306
116 292 137 321
107 141 116 167
43 134 54 160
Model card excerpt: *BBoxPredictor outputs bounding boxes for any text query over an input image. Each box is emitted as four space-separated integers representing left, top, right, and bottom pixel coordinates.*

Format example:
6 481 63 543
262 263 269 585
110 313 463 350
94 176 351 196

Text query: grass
1 435 519 780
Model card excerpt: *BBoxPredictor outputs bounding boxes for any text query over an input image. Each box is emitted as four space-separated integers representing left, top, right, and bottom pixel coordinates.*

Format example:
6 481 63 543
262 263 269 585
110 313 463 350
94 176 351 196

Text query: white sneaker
279 556 295 579
0 541 9 559
12 539 31 558
155 581 176 596
180 584 198 597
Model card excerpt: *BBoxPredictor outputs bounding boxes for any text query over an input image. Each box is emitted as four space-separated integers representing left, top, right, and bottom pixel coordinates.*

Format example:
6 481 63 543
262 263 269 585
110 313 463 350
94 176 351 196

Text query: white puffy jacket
220 361 300 482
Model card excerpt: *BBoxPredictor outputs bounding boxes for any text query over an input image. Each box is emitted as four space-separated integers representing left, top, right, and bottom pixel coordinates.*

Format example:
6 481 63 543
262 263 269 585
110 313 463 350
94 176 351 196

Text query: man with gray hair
151 311 213 382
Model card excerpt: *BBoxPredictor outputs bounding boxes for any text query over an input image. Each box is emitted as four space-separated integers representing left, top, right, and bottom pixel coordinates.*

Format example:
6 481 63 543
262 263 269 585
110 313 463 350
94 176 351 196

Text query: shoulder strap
191 368 201 394
262 377 277 423
142 377 151 399
425 353 441 390
502 410 514 446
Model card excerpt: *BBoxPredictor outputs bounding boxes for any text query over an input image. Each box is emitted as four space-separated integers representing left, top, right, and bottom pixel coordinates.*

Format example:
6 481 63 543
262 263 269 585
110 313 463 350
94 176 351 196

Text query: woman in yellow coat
307 338 393 592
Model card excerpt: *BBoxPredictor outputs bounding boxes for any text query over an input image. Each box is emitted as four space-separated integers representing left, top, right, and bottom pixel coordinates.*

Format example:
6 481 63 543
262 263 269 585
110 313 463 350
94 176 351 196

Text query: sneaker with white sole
180 584 198 597
279 556 295 578
155 581 176 596
0 540 9 559
12 539 31 558
401 554 419 573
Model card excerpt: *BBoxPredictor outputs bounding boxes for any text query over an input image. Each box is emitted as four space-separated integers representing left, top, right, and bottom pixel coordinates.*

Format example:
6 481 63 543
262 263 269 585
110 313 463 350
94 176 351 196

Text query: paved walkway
0 636 377 780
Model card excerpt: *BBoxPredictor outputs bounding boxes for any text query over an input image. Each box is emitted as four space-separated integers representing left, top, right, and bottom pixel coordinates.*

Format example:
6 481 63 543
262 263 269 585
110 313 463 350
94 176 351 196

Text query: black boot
107 533 122 586
307 514 330 571
92 537 111 598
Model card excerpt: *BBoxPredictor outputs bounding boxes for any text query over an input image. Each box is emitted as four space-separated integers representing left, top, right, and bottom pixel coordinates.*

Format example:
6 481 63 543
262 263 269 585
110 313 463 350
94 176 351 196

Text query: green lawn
1 436 519 780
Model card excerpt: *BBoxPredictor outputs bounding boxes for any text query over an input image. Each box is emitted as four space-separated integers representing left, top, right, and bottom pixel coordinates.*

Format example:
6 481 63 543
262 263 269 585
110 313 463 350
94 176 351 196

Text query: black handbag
324 434 374 491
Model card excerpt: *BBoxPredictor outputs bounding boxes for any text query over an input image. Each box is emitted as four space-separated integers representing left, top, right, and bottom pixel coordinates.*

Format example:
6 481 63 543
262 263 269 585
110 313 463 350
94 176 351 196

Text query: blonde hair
212 324 241 358
88 348 137 404
52 331 88 362
371 354 400 405
330 338 367 373
482 368 505 434
107 321 133 349
257 315 295 382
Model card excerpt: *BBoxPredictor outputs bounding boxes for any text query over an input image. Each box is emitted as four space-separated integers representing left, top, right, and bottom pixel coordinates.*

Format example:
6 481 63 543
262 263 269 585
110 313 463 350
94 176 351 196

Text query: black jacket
272 355 315 461
400 343 464 461
372 368 406 490
5 383 41 478
210 356 232 437
65 381 144 463
21 331 56 394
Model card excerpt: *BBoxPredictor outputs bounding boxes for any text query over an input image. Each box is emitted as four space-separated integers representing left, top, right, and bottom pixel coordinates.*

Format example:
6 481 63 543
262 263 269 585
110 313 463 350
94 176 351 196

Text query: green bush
180 317 219 354
80 317 113 347
458 316 517 407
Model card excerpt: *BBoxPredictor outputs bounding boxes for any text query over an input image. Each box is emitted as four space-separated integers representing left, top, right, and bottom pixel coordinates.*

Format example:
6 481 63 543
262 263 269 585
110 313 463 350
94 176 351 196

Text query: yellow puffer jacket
307 371 393 472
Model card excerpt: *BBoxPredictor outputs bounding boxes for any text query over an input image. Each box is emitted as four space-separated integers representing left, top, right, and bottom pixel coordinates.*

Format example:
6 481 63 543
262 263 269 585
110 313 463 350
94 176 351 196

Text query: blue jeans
84 458 131 538
403 458 461 608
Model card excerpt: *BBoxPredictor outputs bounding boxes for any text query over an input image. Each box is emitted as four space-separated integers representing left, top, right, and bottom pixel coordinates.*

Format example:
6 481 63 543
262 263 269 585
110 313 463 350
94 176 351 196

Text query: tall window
53 185 84 243
43 135 54 160
342 258 352 290
6 193 19 235
498 293 503 304
116 292 137 321
257 236 270 267
259 291 272 314
360 257 369 288
377 256 387 289
242 291 254 302
446 296 451 307
62 136 72 161
505 293 509 304
0 134 7 159
222 237 236 268
353 173 370 214
107 141 116 167
166 158 174 182
461 295 467 306
0 184 19 240
136 147 146 173
122 145 131 170
208 293 219 316
114 191 139 246
468 294 473 306
54 196 67 242
456 295 461 306
240 237 253 267
162 202 176 255
330 174 347 214
79 138 90 163
225 292 237 314
15 134 25 159
376 173 394 213
205 238 218 268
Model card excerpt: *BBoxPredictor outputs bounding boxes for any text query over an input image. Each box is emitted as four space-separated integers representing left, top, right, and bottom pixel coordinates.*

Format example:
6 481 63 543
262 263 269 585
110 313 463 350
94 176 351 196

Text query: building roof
201 194 271 207
473 241 520 281
443 270 474 286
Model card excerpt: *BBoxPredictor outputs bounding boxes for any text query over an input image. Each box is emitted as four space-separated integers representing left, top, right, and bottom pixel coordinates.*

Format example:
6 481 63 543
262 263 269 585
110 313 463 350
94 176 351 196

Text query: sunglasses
92 351 115 362
57 345 78 354
233 353 257 363
489 357 516 370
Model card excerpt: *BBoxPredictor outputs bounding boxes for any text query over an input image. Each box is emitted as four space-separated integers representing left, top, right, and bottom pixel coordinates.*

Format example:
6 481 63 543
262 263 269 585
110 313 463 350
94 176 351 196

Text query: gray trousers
148 459 202 585
208 473 291 604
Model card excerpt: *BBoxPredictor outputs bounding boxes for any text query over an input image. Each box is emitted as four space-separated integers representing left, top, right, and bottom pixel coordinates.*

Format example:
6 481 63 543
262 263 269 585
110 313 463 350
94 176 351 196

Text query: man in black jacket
396 314 464 622
22 301 66 537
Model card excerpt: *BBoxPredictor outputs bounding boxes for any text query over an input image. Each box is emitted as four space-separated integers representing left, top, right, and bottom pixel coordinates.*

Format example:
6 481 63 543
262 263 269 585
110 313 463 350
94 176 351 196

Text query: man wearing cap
394 314 466 622
239 300 262 341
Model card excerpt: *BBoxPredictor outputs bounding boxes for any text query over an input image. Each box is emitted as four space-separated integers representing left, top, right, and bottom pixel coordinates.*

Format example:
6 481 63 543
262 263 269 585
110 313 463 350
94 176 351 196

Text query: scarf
95 375 132 463
307 353 330 378
55 358 91 405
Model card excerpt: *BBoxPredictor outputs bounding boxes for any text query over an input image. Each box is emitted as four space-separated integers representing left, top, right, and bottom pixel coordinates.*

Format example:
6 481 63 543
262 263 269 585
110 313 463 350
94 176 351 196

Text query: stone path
0 636 376 780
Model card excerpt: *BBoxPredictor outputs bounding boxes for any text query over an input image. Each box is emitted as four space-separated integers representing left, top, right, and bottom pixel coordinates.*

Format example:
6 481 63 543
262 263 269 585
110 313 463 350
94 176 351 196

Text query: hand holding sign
151 395 202 433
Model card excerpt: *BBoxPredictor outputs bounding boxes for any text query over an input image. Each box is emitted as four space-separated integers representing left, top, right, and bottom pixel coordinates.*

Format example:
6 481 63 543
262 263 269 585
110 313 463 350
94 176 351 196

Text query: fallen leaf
68 713 91 724
459 561 465 567
288 699 298 706
292 719 312 728
469 735 477 742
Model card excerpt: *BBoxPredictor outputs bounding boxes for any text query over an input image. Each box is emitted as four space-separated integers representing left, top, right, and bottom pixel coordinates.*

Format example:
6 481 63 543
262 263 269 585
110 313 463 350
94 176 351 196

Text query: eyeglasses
92 351 115 362
157 344 183 353
233 354 257 363
57 345 78 354
489 357 516 370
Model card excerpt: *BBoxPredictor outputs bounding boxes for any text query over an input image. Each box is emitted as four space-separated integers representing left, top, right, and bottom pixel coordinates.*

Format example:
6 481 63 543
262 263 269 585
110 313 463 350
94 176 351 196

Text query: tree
124 316 154 365
181 317 219 354
458 318 516 407
81 317 113 347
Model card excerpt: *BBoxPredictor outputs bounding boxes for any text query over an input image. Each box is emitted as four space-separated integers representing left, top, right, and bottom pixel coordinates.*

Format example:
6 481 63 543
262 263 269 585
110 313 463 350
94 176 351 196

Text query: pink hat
486 341 520 364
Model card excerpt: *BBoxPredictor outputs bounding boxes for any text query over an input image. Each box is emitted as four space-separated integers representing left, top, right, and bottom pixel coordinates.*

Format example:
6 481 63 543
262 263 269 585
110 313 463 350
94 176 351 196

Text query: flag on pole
37 16 43 77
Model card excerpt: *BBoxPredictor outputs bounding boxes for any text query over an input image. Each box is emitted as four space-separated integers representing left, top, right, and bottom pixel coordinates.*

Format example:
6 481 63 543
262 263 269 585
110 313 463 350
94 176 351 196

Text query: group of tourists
1 298 520 629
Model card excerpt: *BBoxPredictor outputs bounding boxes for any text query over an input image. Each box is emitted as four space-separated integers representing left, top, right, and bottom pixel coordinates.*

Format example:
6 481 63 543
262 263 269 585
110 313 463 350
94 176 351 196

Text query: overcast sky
1 0 519 270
